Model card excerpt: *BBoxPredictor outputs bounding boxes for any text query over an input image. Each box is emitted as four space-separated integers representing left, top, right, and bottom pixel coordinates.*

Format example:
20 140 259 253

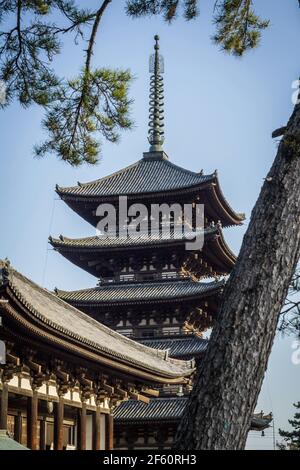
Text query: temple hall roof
0 260 194 383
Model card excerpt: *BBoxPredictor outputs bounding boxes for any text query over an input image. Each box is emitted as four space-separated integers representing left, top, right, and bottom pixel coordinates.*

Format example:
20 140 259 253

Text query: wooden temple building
0 259 193 450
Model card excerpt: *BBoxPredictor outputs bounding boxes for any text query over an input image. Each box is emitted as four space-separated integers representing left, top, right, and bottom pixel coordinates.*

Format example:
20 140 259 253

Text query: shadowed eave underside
49 226 236 278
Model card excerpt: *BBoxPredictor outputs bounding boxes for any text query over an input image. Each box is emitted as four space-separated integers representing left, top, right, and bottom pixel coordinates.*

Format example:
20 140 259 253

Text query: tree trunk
175 99 300 450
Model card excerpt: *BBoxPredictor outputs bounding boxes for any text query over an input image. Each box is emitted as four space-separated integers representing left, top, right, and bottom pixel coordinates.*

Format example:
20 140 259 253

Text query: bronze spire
148 35 165 152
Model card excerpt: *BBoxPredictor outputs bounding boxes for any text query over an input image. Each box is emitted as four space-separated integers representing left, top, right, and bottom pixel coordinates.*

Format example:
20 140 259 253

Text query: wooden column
0 382 8 430
77 401 87 450
27 390 38 450
92 405 101 450
14 412 23 443
39 418 47 451
54 395 64 450
105 414 114 450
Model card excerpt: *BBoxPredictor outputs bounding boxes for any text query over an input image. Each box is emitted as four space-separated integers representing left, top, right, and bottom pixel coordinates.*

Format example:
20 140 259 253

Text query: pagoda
50 36 247 448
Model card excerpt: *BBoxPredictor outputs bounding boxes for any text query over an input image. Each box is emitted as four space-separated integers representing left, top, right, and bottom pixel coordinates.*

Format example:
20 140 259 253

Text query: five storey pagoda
50 36 246 449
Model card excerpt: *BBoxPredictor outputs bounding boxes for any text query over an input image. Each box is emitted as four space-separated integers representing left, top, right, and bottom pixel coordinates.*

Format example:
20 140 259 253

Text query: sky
0 0 300 450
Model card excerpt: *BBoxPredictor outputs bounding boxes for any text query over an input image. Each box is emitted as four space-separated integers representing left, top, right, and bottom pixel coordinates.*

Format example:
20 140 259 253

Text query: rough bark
175 99 300 450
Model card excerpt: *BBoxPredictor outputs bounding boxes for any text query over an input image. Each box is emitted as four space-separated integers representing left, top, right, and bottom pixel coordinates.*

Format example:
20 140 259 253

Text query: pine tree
175 93 300 450
278 402 300 450
0 0 276 165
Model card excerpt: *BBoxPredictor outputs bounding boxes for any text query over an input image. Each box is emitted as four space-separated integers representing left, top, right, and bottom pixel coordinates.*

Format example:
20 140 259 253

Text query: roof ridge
56 278 224 295
57 159 143 193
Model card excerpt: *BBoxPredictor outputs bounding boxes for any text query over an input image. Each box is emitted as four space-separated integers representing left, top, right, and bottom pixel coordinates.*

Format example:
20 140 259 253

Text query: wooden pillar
92 405 101 450
77 401 87 450
0 382 8 429
105 414 114 450
14 412 23 443
54 395 64 450
39 418 47 451
27 390 38 450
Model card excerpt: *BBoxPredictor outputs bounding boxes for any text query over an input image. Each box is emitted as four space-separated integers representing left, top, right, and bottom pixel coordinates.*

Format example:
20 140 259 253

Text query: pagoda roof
114 398 273 430
56 155 245 228
49 226 219 250
49 226 235 279
55 279 224 306
138 335 208 359
0 261 194 384
56 156 213 199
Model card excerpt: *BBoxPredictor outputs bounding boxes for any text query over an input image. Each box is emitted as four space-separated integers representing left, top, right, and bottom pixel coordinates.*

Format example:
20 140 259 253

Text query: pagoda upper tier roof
56 153 245 227
0 260 194 383
113 398 272 431
56 155 213 198
55 279 224 306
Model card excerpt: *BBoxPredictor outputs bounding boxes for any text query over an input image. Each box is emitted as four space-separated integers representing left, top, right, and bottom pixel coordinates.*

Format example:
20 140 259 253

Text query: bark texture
175 100 300 450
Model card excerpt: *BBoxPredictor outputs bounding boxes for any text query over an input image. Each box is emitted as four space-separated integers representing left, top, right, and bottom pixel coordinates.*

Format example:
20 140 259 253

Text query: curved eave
207 230 237 271
57 177 244 229
49 226 219 252
49 226 236 278
209 176 245 226
55 281 224 308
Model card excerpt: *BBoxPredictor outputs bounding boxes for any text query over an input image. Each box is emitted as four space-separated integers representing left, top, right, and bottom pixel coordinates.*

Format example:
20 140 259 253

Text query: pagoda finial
148 35 165 152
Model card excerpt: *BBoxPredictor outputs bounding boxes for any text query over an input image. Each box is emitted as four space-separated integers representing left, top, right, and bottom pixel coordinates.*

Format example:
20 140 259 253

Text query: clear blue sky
0 0 299 449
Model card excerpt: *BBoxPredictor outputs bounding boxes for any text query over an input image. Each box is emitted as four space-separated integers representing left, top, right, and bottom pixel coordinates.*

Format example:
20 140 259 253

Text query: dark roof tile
138 335 208 358
56 279 224 305
57 158 214 198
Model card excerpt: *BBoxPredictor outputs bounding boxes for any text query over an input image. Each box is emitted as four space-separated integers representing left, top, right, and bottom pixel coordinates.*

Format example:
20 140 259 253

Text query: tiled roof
56 157 214 198
138 335 208 358
56 279 224 305
114 398 273 430
0 261 194 381
49 226 218 250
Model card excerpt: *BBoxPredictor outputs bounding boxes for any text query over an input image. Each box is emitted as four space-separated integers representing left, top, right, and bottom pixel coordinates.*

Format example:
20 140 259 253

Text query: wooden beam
105 414 114 450
14 412 22 444
0 382 8 429
141 387 160 397
27 360 42 374
77 402 87 450
54 395 64 450
6 353 20 366
128 391 150 404
115 387 128 399
27 391 38 450
92 406 101 451
40 418 47 451
102 383 114 395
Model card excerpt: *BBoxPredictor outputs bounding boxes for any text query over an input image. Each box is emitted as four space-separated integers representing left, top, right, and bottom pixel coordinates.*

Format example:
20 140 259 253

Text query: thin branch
69 0 112 150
